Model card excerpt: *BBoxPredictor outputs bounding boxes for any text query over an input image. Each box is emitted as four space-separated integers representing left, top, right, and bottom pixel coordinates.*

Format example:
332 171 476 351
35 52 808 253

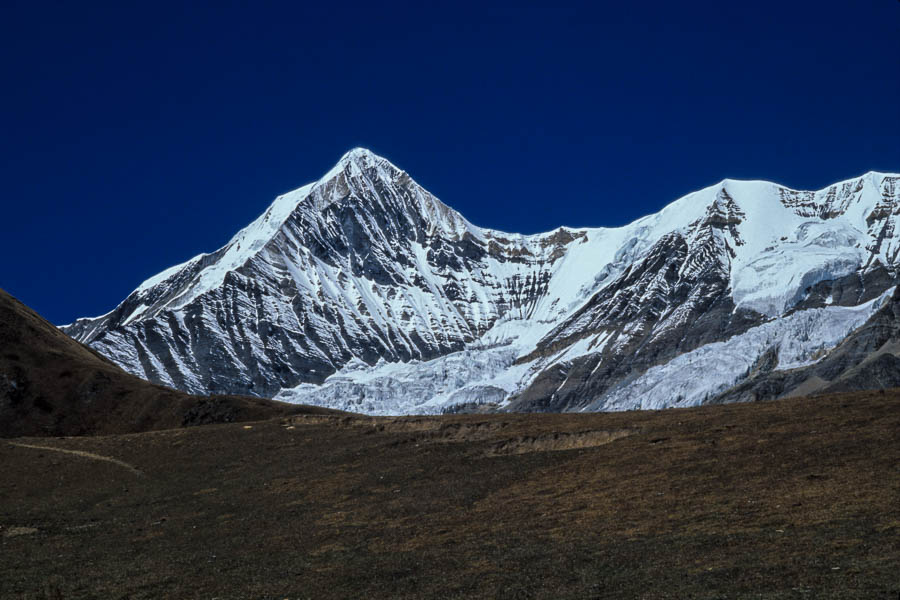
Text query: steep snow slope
63 150 900 413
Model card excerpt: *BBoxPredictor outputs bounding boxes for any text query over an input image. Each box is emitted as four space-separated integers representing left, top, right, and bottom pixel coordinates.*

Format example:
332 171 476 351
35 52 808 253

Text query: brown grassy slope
1 391 898 599
0 288 337 437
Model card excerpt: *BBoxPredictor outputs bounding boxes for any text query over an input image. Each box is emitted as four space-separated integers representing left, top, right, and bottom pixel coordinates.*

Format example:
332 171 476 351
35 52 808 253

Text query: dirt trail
7 442 144 476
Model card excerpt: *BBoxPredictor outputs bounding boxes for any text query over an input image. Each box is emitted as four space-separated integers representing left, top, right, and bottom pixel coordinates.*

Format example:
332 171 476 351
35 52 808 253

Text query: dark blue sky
2 0 898 324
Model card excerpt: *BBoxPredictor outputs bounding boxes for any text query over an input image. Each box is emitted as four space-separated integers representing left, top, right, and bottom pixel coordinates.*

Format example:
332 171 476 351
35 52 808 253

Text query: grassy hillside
2 391 898 598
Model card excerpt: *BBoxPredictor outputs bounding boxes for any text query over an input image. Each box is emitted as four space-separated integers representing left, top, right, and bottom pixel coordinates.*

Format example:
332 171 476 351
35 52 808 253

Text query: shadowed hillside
0 288 339 438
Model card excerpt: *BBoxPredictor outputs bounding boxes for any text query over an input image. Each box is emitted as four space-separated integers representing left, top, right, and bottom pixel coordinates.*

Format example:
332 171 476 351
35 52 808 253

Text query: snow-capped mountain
63 149 900 414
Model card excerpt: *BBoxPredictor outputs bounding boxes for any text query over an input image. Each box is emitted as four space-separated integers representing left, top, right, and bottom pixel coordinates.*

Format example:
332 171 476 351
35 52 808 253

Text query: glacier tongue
274 317 553 414
275 346 524 415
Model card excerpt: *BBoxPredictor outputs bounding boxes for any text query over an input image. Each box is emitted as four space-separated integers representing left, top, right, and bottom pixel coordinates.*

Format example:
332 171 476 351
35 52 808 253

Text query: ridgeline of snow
61 148 900 413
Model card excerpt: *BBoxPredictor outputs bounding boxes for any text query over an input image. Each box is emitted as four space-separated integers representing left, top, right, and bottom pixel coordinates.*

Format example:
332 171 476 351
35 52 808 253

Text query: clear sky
2 0 898 324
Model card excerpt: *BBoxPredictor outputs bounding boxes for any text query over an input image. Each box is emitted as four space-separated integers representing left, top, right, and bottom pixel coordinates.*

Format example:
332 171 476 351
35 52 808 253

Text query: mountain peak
340 147 377 161
316 147 396 186
336 147 386 171
317 147 477 239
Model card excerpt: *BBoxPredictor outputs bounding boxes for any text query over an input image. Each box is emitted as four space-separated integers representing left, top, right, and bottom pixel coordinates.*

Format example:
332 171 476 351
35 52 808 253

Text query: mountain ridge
62 150 900 414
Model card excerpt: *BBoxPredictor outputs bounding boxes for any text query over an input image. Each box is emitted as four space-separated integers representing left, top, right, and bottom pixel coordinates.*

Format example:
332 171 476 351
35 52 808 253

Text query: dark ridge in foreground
2 391 898 598
0 288 341 438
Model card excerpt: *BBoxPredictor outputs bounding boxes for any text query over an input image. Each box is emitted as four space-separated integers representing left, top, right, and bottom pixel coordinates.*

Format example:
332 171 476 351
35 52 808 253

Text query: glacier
276 287 895 415
589 287 896 411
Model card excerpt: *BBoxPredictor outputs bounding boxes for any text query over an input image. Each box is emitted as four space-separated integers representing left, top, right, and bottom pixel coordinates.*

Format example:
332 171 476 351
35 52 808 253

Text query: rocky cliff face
63 151 900 413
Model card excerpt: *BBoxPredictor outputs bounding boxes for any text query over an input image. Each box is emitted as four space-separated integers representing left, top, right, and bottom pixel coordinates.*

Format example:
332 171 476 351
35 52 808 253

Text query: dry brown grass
2 390 898 599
